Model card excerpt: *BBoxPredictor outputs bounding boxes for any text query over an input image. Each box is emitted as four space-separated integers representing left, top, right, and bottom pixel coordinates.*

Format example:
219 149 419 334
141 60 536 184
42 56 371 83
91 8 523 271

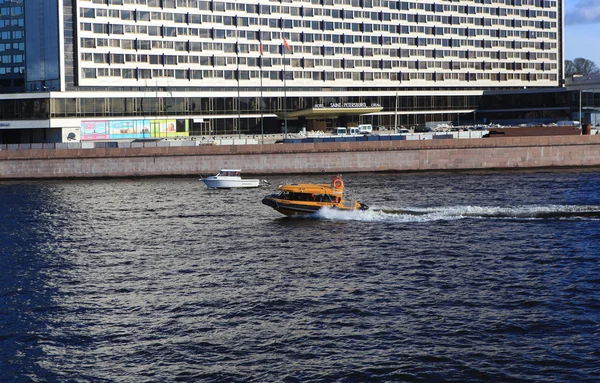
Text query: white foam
312 205 600 223
314 206 462 223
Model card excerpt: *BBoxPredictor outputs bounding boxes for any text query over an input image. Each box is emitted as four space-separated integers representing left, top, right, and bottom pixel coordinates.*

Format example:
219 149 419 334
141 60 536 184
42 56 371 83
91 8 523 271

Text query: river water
1 169 600 382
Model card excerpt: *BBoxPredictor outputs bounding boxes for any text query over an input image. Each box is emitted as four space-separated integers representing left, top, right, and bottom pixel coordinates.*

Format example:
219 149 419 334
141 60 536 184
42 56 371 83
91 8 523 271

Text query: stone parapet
1 135 600 179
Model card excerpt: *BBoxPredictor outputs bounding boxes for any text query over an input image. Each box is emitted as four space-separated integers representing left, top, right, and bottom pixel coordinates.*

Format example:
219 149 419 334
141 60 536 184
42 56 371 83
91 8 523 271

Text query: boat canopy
279 183 343 195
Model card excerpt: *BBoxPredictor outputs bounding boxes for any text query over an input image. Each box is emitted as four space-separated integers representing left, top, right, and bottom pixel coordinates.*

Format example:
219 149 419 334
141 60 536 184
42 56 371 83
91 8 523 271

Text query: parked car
413 126 433 133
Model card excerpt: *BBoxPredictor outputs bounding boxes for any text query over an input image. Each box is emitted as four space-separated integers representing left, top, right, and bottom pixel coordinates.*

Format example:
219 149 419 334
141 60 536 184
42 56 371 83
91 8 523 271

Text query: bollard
582 123 592 135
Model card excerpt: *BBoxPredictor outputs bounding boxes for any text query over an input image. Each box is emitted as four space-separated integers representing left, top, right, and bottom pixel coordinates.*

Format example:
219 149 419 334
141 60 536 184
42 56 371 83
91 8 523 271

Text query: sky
564 0 600 66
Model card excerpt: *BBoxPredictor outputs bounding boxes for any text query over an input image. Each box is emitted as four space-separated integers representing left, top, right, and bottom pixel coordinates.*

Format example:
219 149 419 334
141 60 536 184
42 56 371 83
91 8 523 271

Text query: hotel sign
313 102 381 108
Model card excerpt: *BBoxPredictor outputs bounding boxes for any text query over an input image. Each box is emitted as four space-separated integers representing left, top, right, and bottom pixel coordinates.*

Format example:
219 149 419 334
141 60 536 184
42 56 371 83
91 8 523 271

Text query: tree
565 60 576 77
564 57 600 77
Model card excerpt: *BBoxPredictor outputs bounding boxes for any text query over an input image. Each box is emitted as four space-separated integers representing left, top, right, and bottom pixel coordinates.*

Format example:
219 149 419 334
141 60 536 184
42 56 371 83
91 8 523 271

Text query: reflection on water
2 169 600 382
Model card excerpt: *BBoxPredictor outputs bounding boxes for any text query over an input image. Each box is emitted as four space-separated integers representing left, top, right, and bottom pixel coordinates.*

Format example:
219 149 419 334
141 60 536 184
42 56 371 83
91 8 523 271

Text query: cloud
565 0 600 25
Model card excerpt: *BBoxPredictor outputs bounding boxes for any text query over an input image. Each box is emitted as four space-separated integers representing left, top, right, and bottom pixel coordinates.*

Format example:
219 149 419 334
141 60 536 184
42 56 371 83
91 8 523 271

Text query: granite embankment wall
1 135 600 179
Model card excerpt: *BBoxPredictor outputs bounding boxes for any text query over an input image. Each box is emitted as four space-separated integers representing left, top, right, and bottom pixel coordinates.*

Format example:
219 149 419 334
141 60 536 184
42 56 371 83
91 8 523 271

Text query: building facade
0 0 25 92
565 74 600 128
0 0 569 143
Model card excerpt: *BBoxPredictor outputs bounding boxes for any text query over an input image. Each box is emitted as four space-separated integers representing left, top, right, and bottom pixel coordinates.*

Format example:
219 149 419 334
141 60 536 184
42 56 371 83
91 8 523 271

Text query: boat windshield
277 191 338 202
220 171 240 177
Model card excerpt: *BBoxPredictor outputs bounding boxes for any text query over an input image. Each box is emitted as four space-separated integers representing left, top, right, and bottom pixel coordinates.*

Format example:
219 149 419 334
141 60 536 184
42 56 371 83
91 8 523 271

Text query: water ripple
1 170 600 382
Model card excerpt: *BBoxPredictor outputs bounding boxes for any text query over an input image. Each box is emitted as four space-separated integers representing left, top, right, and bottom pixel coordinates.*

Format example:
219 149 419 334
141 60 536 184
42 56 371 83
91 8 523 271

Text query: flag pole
260 43 264 145
236 26 241 139
283 44 287 140
282 32 292 138
394 73 399 132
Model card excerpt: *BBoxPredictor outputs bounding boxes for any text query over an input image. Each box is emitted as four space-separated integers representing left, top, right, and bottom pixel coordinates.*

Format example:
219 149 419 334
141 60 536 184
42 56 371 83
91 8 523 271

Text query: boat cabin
218 169 241 177
276 190 340 203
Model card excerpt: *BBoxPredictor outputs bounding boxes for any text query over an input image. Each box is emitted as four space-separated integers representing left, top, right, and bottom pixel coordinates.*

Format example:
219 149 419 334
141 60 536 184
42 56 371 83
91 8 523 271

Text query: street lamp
579 88 582 126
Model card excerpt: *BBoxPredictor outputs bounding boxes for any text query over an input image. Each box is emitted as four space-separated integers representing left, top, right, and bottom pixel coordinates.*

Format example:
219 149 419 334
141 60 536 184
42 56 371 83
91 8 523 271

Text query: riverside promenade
1 134 600 179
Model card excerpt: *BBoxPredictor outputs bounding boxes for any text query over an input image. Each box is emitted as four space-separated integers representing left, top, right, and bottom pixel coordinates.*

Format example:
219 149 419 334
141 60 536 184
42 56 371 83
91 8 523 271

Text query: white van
357 124 373 134
333 127 347 135
348 127 360 135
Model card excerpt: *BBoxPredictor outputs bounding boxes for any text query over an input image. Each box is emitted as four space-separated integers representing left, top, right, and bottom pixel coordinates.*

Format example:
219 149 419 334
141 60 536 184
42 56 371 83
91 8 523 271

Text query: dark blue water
1 169 600 382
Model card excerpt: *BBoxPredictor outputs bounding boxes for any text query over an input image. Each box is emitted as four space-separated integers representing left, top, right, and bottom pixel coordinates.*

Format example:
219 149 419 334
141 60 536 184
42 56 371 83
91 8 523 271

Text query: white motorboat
200 169 261 189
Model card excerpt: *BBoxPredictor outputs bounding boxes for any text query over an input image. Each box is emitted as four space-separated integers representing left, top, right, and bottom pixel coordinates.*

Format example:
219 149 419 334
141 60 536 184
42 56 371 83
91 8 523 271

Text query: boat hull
201 178 260 189
262 196 368 217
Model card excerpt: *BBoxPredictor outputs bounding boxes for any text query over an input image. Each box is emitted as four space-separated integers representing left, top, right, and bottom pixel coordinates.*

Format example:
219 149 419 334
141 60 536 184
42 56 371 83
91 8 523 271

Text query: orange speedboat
261 175 368 217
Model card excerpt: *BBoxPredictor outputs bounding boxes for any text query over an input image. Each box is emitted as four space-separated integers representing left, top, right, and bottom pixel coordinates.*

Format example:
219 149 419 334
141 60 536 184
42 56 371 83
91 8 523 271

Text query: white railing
2 129 598 151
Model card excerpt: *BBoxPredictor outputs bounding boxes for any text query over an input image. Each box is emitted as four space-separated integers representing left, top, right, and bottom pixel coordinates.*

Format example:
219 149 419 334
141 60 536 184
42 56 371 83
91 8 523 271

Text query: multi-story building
0 0 572 144
565 74 600 128
0 0 25 92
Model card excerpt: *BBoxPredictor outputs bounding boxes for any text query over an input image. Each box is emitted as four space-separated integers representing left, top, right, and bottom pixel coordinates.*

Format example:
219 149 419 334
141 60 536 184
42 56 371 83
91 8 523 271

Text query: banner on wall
151 119 188 137
81 119 187 140
109 120 151 139
81 121 110 140
62 128 80 142
110 120 136 139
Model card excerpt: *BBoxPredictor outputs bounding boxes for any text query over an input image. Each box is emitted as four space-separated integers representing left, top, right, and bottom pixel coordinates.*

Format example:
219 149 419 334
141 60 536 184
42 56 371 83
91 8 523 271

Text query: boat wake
313 204 600 223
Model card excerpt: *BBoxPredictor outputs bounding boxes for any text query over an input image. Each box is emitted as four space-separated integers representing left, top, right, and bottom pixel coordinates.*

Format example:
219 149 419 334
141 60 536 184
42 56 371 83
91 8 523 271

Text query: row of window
81 32 558 55
0 66 24 75
10 89 589 127
80 21 558 43
81 5 557 23
0 5 22 17
79 39 559 62
1 30 22 39
1 18 23 27
4 89 582 123
0 54 23 63
81 0 557 12
0 42 23 51
81 40 558 62
42 92 484 120
81 52 559 71
81 35 557 52
80 7 557 35
80 67 559 83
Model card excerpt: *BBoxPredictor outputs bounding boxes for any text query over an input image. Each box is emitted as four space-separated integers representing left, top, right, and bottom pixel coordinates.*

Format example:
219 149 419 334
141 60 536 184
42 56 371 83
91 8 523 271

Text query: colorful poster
81 119 186 140
151 119 180 137
166 119 189 137
151 120 163 137
166 120 178 137
139 120 151 138
110 120 142 139
63 128 80 142
81 121 109 140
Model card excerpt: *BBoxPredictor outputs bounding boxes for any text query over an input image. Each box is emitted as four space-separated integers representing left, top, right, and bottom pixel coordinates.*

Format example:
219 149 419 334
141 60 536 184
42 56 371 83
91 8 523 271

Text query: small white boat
200 169 261 189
